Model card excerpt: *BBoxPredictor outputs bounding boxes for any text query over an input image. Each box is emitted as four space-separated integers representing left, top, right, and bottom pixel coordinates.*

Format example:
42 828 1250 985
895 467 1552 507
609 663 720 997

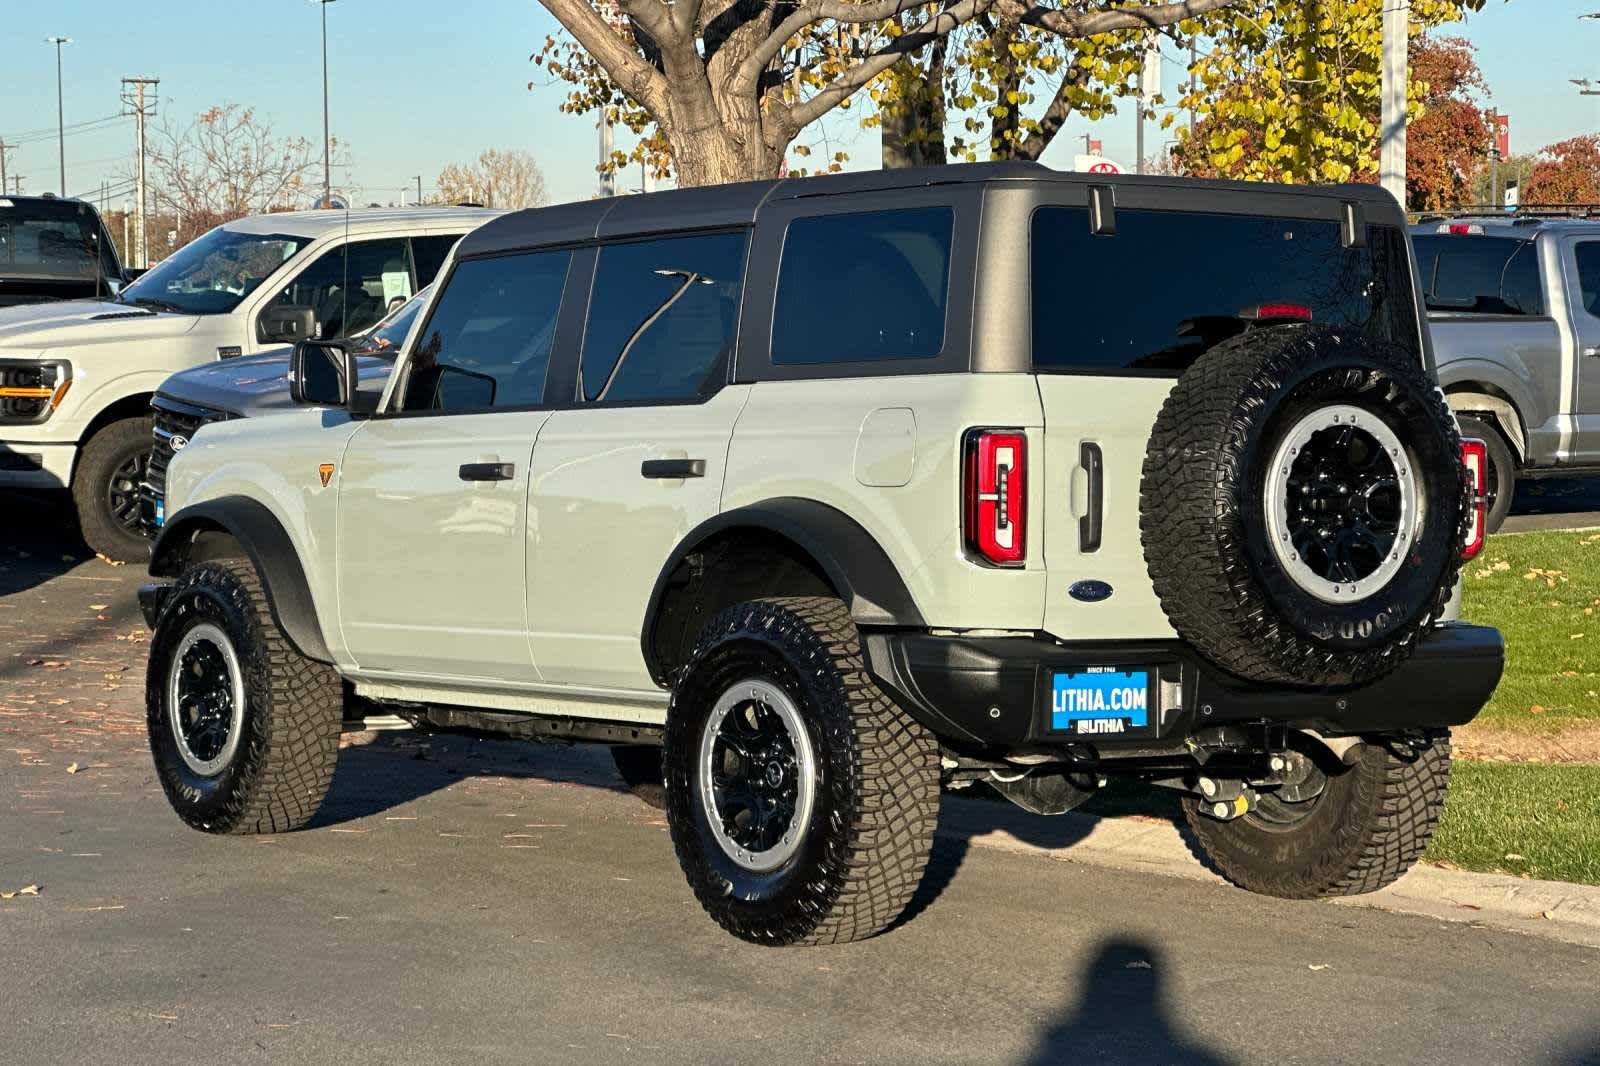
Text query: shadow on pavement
1015 938 1235 1066
0 488 94 598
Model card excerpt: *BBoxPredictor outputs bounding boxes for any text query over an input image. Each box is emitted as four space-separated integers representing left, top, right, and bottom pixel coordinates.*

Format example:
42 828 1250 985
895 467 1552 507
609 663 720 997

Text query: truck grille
142 395 234 533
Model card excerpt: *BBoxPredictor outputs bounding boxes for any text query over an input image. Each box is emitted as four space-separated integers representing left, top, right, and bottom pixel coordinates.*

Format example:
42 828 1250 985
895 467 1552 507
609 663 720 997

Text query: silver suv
138 164 1502 946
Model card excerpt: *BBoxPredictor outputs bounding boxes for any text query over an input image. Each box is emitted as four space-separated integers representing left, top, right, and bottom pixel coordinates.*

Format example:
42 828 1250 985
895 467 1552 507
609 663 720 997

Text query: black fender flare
149 495 332 663
641 498 925 680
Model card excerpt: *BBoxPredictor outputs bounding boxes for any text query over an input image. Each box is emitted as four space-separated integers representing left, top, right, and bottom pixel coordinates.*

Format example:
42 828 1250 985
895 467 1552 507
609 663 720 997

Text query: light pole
315 1 336 208
47 36 72 196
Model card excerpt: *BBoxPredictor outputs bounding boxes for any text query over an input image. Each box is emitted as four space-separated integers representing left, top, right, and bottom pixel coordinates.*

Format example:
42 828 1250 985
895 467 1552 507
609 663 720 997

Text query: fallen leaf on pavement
1 884 41 899
89 604 108 611
66 762 80 774
1308 964 1331 972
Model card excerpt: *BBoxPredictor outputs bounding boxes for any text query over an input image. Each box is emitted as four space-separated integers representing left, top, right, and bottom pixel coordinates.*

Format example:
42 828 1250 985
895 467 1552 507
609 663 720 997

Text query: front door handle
641 458 706 479
459 461 515 482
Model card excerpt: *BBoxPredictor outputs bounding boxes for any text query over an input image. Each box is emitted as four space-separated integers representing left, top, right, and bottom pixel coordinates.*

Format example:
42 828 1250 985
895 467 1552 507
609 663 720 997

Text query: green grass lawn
1429 761 1600 885
1461 529 1600 731
1072 761 1600 885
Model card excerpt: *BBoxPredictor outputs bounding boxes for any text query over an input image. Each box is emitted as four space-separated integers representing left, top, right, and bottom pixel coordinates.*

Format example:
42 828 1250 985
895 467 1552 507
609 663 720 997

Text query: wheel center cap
763 761 785 789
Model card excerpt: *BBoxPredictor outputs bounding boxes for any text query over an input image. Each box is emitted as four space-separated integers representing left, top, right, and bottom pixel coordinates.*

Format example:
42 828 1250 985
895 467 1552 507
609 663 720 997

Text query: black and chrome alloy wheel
106 450 149 534
696 678 817 872
1265 404 1420 604
165 622 246 777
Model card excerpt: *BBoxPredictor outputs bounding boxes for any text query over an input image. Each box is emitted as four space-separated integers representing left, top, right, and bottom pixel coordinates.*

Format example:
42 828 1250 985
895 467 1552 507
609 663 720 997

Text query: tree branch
777 0 996 135
536 0 671 114
1001 0 1241 39
1015 63 1088 160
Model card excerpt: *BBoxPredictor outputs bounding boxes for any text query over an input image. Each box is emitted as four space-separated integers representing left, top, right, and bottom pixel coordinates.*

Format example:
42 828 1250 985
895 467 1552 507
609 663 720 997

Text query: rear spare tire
1141 326 1466 687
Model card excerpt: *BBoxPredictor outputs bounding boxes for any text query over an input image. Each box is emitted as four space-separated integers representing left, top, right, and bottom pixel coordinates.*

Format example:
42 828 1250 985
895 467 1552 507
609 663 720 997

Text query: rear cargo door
1028 196 1423 644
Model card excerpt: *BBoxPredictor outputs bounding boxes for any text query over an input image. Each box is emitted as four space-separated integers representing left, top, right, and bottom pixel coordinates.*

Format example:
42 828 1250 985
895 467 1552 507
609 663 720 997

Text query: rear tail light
1240 302 1314 322
1460 438 1488 560
963 429 1027 566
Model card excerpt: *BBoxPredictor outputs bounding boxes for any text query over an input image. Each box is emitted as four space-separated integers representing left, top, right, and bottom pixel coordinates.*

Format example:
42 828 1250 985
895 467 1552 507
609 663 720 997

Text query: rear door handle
1079 442 1103 553
641 458 706 479
459 461 515 482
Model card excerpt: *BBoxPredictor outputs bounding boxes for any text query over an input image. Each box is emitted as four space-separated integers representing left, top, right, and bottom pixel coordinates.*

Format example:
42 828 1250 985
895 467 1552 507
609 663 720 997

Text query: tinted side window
1413 235 1544 315
578 232 748 404
1575 241 1600 318
411 235 459 288
772 208 952 365
400 250 571 412
268 238 414 340
1032 208 1418 372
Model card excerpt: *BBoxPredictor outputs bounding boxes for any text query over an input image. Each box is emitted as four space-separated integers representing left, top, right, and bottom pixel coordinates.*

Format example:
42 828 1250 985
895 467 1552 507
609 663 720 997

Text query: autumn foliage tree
533 0 1246 187
142 105 325 248
1405 35 1492 211
1523 135 1600 205
436 149 550 209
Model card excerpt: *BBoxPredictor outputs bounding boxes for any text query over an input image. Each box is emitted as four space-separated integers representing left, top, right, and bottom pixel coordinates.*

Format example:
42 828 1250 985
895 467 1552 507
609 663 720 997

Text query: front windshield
353 286 429 356
0 198 114 281
121 226 311 315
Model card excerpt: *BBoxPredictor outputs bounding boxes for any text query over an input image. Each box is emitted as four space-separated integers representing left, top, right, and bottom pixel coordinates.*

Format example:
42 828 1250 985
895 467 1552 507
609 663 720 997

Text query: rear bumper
864 622 1504 753
0 440 74 489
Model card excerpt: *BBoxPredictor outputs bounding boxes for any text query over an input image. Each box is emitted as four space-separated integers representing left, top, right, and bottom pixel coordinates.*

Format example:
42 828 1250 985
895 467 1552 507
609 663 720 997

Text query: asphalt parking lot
4 487 1600 1066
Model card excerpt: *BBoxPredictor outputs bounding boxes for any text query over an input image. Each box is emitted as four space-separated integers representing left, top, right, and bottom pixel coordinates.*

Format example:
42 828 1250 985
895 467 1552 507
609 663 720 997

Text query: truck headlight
0 360 72 424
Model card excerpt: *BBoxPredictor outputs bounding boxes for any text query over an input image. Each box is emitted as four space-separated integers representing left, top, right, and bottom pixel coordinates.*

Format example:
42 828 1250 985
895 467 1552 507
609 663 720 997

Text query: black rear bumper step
864 622 1503 751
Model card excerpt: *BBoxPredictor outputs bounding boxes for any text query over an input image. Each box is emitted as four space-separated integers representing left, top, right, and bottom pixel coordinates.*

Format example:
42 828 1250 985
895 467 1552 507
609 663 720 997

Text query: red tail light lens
1239 302 1314 322
963 430 1027 567
1460 438 1488 560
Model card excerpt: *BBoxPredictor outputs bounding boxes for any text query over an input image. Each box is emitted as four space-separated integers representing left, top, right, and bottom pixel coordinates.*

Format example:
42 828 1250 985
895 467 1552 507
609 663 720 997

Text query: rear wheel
663 597 940 946
1457 415 1515 534
73 416 153 562
1181 731 1451 898
146 558 344 834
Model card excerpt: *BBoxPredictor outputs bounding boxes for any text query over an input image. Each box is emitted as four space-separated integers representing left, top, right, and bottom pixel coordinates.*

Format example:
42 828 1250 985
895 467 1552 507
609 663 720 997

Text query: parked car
0 194 128 307
141 163 1501 946
1411 215 1600 531
0 205 500 561
141 285 432 530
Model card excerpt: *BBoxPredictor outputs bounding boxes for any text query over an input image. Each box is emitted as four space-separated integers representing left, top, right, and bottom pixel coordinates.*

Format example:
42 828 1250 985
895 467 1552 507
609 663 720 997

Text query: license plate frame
1045 666 1154 739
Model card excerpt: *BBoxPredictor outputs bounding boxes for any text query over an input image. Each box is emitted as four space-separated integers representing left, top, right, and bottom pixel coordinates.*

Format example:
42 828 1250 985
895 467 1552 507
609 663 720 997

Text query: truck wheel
1182 732 1451 898
73 416 153 562
610 745 665 809
663 597 940 946
1456 415 1515 534
1142 325 1467 687
146 557 344 834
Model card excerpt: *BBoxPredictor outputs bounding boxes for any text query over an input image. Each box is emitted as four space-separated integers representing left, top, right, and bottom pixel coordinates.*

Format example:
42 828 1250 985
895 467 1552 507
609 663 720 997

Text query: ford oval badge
169 434 189 452
1069 580 1113 603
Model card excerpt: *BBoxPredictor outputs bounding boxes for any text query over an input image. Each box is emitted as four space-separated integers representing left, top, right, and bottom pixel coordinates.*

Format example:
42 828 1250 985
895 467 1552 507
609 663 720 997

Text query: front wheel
1182 731 1451 898
146 558 345 834
663 597 940 946
72 416 153 562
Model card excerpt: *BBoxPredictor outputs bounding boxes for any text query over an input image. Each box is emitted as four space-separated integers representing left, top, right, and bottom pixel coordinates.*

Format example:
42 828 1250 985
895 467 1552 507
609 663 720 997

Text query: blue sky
0 0 1595 209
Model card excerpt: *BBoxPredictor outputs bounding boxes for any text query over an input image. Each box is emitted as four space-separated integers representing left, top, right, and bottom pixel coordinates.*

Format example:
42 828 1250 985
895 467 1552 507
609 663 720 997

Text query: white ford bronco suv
139 163 1503 946
0 205 497 561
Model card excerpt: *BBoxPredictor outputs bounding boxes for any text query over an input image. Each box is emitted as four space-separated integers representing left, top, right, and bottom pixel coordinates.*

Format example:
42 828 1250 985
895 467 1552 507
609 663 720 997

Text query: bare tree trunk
882 37 948 169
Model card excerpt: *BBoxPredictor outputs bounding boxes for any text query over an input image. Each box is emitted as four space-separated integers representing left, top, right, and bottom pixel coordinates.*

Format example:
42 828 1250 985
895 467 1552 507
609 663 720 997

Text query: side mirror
259 305 319 345
289 340 357 408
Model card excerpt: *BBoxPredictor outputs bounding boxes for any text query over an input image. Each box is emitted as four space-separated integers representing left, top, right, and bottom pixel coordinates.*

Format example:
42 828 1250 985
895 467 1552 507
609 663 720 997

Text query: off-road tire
663 597 940 946
146 557 344 834
611 745 666 809
1142 325 1467 687
1457 415 1515 534
73 416 153 562
1182 732 1452 898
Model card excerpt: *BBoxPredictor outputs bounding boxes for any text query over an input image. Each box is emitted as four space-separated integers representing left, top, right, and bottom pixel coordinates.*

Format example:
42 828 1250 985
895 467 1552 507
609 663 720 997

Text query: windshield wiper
127 296 185 314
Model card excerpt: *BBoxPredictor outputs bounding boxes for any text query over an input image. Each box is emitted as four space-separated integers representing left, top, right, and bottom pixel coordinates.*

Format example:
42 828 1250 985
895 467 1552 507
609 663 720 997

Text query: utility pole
414 174 423 206
48 36 72 196
316 0 337 208
1379 2 1408 205
11 175 25 195
598 114 616 197
0 139 9 196
121 77 158 270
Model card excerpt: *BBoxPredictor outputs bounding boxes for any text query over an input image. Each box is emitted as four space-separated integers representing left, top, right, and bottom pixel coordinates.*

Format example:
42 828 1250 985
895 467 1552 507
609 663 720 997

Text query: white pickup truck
1412 216 1600 531
0 206 498 559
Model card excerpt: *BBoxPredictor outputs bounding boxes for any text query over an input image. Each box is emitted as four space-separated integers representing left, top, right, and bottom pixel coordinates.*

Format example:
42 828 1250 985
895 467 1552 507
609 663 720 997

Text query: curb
940 794 1600 949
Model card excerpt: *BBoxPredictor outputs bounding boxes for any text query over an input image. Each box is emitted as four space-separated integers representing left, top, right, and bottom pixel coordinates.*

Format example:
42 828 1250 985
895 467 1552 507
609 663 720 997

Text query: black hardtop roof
0 193 102 211
456 161 1402 258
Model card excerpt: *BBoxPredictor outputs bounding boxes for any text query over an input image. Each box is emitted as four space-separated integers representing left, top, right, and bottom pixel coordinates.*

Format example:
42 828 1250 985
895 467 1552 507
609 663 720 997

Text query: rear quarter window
1031 208 1419 373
